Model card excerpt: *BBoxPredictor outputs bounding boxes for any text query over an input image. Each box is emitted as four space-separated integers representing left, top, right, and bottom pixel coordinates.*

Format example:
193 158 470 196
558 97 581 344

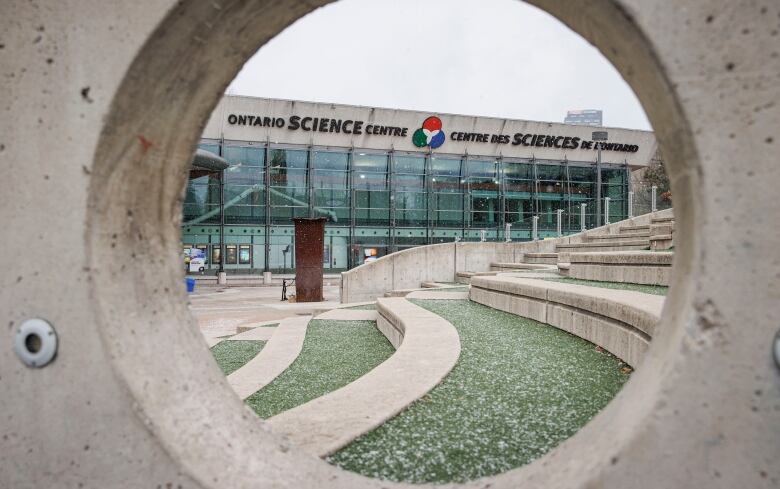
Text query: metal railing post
532 216 539 241
556 209 563 236
651 185 658 212
604 197 611 225
628 191 634 218
580 203 586 232
505 223 511 242
480 229 486 242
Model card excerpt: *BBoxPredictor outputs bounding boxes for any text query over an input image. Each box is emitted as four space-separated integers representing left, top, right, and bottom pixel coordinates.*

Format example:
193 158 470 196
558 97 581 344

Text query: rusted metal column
292 217 326 302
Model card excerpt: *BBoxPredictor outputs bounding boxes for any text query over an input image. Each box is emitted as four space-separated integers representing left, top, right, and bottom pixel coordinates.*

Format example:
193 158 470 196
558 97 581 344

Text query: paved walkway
227 316 311 399
229 326 278 341
190 285 339 338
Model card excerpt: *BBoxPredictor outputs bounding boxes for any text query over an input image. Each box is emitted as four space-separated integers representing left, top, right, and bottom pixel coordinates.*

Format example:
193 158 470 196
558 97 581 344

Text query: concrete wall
2 1 778 488
340 208 674 302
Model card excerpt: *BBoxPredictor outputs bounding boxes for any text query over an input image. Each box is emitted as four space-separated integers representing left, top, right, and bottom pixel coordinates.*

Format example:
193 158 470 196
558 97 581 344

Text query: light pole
592 131 608 226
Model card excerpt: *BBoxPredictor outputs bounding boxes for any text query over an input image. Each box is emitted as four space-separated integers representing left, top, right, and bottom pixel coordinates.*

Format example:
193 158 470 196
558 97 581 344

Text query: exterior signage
412 116 445 149
226 112 640 154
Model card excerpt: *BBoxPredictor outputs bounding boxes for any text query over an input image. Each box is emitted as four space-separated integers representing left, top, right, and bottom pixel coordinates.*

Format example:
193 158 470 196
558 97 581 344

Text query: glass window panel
225 205 265 224
269 148 308 170
394 192 426 210
505 197 533 216
504 179 534 193
431 157 462 176
568 166 596 182
570 182 595 198
313 151 348 171
317 207 349 223
604 184 625 198
394 155 425 174
601 168 627 185
313 189 349 207
431 176 462 193
270 206 309 224
355 208 390 225
270 168 306 187
354 172 388 190
312 170 347 189
537 164 564 181
469 179 498 193
471 211 499 227
355 190 390 208
434 210 462 226
238 245 251 265
224 165 263 185
433 193 463 211
225 245 237 265
394 174 425 190
353 152 388 173
395 209 427 227
270 186 309 205
472 196 500 212
503 161 533 179
223 144 265 166
467 159 497 178
182 203 220 223
198 142 220 155
504 213 528 225
224 185 264 205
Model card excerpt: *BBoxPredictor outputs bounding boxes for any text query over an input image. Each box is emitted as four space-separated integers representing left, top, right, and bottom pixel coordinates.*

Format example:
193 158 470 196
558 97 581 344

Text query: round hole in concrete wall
83 1 718 488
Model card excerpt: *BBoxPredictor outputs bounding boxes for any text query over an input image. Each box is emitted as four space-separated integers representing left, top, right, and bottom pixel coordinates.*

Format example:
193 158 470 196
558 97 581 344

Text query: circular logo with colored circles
412 116 445 149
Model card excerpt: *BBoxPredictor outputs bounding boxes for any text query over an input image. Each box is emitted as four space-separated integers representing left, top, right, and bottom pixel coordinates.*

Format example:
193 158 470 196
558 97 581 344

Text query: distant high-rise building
564 109 603 126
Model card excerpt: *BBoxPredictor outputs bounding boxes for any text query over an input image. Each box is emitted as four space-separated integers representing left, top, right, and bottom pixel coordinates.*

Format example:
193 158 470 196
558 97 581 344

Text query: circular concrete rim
86 1 698 488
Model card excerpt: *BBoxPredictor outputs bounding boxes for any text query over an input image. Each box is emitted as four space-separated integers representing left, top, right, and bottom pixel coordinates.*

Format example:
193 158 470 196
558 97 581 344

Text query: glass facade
182 139 630 273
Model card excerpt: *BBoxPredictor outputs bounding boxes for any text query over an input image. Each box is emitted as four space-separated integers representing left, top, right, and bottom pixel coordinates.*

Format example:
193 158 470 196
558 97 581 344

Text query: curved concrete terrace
227 315 310 399
266 297 460 457
469 276 664 368
341 209 673 303
564 251 674 286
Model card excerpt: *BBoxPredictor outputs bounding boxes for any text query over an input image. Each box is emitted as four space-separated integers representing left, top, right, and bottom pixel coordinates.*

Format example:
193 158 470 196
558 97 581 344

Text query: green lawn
542 277 668 295
329 299 630 484
246 319 394 418
210 340 266 376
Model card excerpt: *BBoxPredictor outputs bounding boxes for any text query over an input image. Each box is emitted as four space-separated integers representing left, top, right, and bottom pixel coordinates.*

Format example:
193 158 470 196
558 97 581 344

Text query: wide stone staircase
452 210 676 286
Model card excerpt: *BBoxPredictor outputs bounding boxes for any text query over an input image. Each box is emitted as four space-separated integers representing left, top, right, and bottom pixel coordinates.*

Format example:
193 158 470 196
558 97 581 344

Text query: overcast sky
227 0 651 131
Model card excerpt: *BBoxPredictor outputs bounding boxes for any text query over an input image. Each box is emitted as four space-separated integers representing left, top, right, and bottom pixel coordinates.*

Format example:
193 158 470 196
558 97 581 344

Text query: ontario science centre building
184 95 657 274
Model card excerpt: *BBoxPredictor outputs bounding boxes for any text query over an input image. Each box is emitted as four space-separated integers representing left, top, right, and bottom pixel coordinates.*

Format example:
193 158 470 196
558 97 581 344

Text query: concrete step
565 251 673 286
455 271 499 284
523 252 558 265
651 216 675 224
556 240 650 253
489 262 554 272
587 232 651 242
649 234 674 251
619 224 650 233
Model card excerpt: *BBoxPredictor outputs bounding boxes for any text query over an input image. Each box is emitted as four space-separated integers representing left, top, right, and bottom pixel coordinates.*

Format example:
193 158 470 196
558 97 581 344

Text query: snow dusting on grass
346 303 377 310
210 340 265 376
329 299 630 484
542 277 668 295
246 319 393 419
